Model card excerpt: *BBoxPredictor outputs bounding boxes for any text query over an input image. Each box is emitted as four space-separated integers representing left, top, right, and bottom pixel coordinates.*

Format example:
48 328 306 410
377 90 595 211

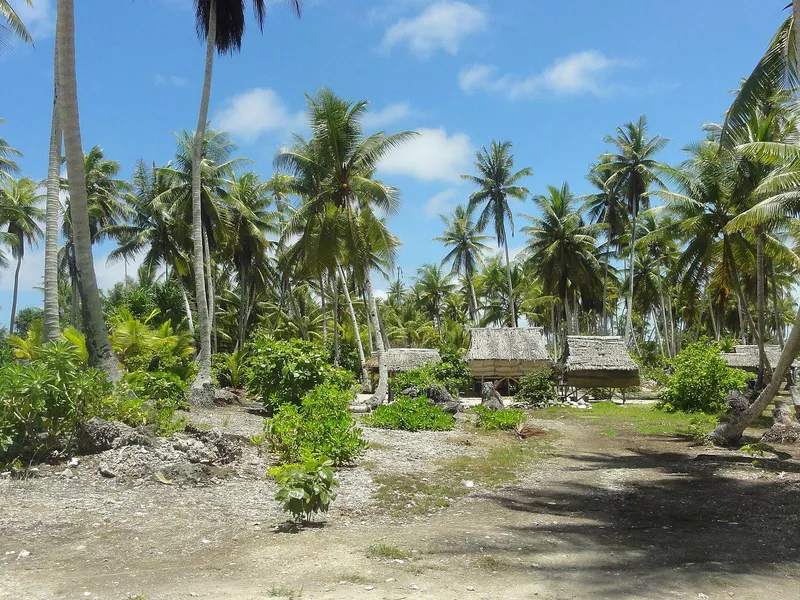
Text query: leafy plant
390 350 471 397
473 405 526 430
740 442 775 457
265 383 367 465
363 396 455 431
102 371 188 435
658 341 753 414
271 457 338 522
212 348 247 389
515 369 558 406
247 336 355 413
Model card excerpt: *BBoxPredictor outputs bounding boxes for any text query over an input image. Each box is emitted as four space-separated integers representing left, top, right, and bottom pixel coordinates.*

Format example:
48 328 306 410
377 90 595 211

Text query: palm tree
55 0 121 379
0 119 21 181
599 116 668 348
44 36 62 342
0 0 33 49
412 263 455 335
463 140 532 327
0 177 43 333
433 204 491 322
189 0 302 404
520 183 602 336
276 89 414 406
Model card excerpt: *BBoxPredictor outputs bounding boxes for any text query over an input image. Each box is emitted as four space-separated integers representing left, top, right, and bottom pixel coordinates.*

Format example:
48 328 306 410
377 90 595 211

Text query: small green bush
658 341 752 414
265 383 367 465
515 369 558 406
588 387 614 401
102 371 188 435
211 349 247 389
363 396 455 431
0 341 111 462
271 457 338 522
390 350 471 397
473 405 526 430
247 336 355 412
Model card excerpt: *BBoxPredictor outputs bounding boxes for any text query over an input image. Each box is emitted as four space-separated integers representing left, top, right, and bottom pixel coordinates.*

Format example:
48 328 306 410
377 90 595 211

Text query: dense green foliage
390 350 471 397
103 370 187 434
264 383 366 465
363 396 455 431
473 405 527 430
211 349 247 389
658 342 753 413
248 336 355 413
271 457 338 523
515 369 559 406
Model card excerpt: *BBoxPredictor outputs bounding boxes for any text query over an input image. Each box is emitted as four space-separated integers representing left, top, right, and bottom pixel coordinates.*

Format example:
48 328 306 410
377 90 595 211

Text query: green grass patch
365 543 410 560
536 401 717 438
367 441 392 451
265 585 302 599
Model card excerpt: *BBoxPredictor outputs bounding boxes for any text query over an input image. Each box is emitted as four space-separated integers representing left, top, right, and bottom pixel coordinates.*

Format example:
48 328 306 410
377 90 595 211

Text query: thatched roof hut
465 327 551 385
365 348 441 373
560 336 640 388
722 345 797 373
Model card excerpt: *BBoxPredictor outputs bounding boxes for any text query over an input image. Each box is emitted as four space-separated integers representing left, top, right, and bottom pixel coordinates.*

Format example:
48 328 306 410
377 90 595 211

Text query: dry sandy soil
1 404 799 600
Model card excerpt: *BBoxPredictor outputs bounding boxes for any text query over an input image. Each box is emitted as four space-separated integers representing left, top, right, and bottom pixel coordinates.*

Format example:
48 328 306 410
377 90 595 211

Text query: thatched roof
560 336 640 388
722 345 797 370
365 348 441 372
465 327 549 362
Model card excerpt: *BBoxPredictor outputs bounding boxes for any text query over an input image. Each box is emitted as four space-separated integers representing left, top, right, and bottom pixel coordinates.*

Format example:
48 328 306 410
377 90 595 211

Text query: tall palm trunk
203 229 217 353
363 288 374 355
176 276 195 337
601 256 609 335
503 239 516 327
332 275 340 366
364 269 388 408
56 0 121 380
237 262 248 349
771 267 784 349
189 0 216 403
320 274 327 343
625 201 638 347
466 264 479 324
338 265 368 384
44 41 61 342
9 252 22 334
756 229 769 387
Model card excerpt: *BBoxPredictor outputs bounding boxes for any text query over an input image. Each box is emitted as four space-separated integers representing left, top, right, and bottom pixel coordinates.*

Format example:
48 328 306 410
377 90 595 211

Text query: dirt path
1 407 799 600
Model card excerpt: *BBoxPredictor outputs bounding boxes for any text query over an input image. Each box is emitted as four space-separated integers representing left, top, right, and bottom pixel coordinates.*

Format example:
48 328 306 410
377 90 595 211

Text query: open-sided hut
465 327 551 390
722 345 797 373
560 336 640 389
366 348 441 395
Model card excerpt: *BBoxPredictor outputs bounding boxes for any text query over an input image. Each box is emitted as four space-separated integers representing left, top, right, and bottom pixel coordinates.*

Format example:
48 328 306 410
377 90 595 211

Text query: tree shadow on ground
430 447 800 597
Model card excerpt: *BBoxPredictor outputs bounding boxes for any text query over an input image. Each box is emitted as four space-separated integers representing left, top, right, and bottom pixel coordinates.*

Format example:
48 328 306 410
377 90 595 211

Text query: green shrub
102 371 188 435
473 405 526 430
658 341 752 414
390 350 471 397
247 336 355 412
271 457 338 522
0 341 111 462
363 396 455 431
515 369 558 406
265 383 366 465
211 349 247 389
588 387 614 401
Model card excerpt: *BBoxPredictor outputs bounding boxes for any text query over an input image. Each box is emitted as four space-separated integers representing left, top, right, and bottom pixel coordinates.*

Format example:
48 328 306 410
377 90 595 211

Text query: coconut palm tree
276 89 414 406
412 263 455 335
0 177 43 333
43 38 62 342
599 116 668 348
0 119 21 182
434 204 491 323
55 0 121 379
463 140 532 327
189 0 302 404
0 0 33 49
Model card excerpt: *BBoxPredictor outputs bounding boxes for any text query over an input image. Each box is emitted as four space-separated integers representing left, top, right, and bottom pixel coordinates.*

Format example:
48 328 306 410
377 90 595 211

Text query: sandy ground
1 405 799 600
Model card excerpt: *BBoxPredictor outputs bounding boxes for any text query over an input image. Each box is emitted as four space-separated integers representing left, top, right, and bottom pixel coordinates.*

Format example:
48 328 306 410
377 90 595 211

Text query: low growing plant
211 348 247 389
271 457 338 522
473 405 526 430
515 369 559 406
102 371 188 435
363 396 455 431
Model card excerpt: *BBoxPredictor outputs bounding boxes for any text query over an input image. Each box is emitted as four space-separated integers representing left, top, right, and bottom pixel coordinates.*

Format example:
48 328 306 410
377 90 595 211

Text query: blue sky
0 0 789 326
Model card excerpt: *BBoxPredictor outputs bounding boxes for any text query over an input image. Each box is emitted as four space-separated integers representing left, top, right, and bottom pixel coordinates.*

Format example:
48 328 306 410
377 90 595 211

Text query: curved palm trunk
338 266 368 385
189 0 216 404
364 270 388 408
503 239 516 327
56 0 121 380
9 252 22 334
176 276 195 337
44 41 62 342
709 302 800 445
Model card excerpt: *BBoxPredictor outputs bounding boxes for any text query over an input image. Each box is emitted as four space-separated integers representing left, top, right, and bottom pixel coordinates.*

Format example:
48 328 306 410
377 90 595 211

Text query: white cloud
361 102 413 130
378 127 472 182
459 50 630 99
154 74 187 88
9 0 54 40
382 1 487 59
213 88 304 144
424 189 459 218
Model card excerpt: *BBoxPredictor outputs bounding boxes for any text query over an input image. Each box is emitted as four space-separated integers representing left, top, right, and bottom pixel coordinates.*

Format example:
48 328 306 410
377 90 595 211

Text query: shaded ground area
1 404 799 599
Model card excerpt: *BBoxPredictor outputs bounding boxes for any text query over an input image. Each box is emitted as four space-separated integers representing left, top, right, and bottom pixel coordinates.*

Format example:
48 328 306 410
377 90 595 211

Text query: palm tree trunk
625 204 638 348
364 270 388 408
771 266 784 349
203 229 217 354
363 289 374 355
44 40 61 342
332 274 340 365
56 0 121 381
563 293 572 336
503 239 516 327
601 257 609 335
70 272 78 328
550 301 558 359
176 276 195 337
656 278 671 357
709 301 800 445
189 0 216 403
9 253 22 334
338 265 368 385
756 229 769 387
238 263 248 349
320 274 327 343
467 265 479 324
